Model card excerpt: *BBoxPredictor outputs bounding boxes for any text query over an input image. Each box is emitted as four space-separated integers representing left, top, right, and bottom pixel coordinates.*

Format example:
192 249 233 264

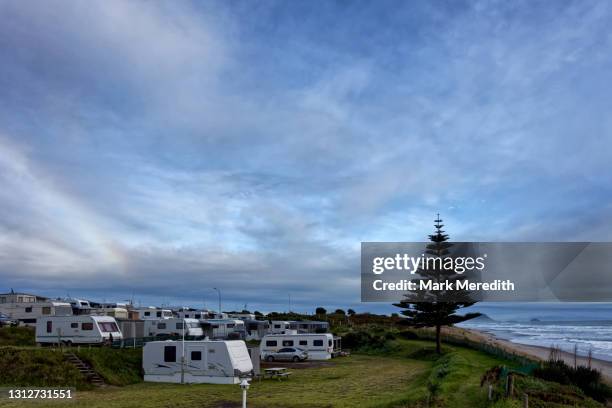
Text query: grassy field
0 338 604 408
0 340 511 408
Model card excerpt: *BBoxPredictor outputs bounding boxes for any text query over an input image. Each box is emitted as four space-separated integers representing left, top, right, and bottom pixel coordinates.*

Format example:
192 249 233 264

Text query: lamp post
239 378 250 408
212 288 221 315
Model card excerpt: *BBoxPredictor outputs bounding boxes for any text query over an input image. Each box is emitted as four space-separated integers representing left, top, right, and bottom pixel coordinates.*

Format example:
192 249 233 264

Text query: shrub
0 327 35 346
533 359 611 403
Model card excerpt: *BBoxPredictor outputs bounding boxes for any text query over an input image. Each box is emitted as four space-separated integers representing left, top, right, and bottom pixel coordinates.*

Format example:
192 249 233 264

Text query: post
213 288 221 315
506 374 514 397
132 321 136 349
242 387 247 408
488 384 493 400
181 319 186 384
240 378 249 408
523 393 528 408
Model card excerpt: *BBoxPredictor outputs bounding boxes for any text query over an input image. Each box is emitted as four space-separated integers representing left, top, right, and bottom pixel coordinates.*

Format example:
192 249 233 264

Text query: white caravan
176 309 219 320
36 315 122 345
134 307 173 320
269 321 291 334
260 333 336 360
201 319 245 339
144 318 204 338
63 298 92 315
0 299 72 327
143 340 253 384
92 307 128 320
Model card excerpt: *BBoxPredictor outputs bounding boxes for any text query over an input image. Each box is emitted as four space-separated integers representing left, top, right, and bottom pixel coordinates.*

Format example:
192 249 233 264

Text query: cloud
0 1 611 311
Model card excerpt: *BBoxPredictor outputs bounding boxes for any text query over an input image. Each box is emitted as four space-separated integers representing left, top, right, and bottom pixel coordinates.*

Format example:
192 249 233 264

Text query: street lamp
212 288 221 315
239 378 250 408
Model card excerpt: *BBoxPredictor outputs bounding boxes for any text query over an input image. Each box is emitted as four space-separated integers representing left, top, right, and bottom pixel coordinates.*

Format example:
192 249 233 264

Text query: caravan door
186 344 206 372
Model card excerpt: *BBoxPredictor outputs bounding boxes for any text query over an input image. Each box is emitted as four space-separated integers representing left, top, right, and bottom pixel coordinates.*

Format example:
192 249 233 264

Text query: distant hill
468 313 495 323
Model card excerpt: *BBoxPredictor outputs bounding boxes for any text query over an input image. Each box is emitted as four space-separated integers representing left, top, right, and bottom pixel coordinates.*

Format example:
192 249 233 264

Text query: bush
341 330 394 353
0 347 89 389
533 359 611 403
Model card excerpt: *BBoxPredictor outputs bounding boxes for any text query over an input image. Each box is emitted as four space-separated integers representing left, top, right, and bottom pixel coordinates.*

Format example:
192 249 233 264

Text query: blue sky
1 0 611 313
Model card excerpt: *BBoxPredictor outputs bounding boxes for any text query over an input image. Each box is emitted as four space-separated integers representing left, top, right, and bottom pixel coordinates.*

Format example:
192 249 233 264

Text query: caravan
143 340 253 384
201 319 245 339
0 292 72 327
269 321 291 334
260 333 338 360
134 307 173 320
36 315 122 345
144 318 204 338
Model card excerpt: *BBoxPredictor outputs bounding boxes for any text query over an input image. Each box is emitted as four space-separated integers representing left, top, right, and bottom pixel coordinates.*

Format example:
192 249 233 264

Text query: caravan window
71 323 78 328
328 339 333 347
191 351 202 361
158 323 167 329
313 340 323 347
82 323 94 330
226 324 235 328
156 311 162 317
99 322 119 333
194 314 201 319
282 340 294 346
274 324 281 329
144 311 151 317
164 346 176 362
46 321 52 333
299 340 307 346
25 307 32 313
176 322 184 329
266 340 277 347
42 307 51 315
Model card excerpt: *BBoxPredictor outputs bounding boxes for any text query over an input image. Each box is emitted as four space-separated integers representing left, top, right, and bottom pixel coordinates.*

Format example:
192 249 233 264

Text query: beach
451 326 612 383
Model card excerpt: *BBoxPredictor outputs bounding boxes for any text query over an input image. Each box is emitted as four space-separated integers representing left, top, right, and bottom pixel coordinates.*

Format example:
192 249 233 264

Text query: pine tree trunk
435 324 441 354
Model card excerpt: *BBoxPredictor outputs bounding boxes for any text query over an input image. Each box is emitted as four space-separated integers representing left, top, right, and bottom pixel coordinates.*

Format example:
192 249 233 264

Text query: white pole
242 388 247 408
181 319 185 384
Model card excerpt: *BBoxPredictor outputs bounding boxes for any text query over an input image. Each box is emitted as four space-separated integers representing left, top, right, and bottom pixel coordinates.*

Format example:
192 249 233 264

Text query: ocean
458 303 612 362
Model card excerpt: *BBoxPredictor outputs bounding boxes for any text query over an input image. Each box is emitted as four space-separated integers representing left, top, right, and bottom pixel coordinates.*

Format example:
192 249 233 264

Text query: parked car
262 347 308 362
0 313 18 327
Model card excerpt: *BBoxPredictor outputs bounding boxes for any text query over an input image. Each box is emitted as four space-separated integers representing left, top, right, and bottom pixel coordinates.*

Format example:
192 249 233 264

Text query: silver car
263 347 308 362
0 313 18 327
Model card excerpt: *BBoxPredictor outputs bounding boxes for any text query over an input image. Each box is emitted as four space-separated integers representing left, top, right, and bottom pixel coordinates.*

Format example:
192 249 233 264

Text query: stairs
64 352 105 386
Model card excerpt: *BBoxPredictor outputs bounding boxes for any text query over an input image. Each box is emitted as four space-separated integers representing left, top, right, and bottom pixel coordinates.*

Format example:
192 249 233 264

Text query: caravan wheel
266 356 274 362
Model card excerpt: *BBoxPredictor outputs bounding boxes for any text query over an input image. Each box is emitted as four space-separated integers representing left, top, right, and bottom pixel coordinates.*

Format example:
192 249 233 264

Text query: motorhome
227 312 256 321
144 318 204 338
244 319 269 340
201 319 245 339
143 340 253 384
35 315 122 345
0 292 72 326
269 321 291 334
260 333 338 360
133 307 173 320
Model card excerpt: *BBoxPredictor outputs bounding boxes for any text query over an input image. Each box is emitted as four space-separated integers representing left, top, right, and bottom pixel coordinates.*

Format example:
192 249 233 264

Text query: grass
0 338 605 408
0 326 35 346
0 347 88 390
76 348 142 386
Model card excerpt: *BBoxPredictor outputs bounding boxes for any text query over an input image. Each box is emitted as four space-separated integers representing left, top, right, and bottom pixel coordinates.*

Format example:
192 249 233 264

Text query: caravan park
1 291 611 407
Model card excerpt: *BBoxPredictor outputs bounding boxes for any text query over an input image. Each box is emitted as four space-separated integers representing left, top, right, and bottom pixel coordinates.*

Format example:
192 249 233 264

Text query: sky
1 0 611 313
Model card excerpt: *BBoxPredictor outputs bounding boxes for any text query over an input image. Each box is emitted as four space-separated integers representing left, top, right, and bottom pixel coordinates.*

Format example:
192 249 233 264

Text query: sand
444 326 612 383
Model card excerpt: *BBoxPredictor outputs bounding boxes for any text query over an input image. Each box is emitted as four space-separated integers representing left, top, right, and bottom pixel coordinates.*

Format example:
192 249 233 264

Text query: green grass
0 338 605 408
76 348 142 386
0 326 35 346
0 347 88 390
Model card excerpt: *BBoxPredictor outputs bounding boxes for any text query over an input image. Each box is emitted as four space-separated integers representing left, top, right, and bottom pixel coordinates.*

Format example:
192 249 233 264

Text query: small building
0 292 72 326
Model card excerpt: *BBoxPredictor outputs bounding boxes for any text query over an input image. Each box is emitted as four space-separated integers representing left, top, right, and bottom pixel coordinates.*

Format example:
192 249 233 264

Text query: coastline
446 326 612 382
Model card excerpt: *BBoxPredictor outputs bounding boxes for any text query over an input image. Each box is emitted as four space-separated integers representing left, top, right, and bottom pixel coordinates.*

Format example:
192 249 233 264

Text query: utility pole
212 288 221 315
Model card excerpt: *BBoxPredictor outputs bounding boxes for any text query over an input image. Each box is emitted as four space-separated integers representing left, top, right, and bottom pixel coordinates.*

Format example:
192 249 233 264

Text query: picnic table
263 367 292 381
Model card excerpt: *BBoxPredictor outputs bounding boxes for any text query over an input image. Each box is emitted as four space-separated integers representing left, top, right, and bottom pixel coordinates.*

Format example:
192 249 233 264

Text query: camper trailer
144 318 204 338
134 307 173 320
244 319 269 340
269 321 291 334
260 333 337 360
0 292 72 326
201 319 245 339
176 308 219 320
143 340 253 384
36 315 122 345
92 307 128 320
63 298 93 315
289 321 329 333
